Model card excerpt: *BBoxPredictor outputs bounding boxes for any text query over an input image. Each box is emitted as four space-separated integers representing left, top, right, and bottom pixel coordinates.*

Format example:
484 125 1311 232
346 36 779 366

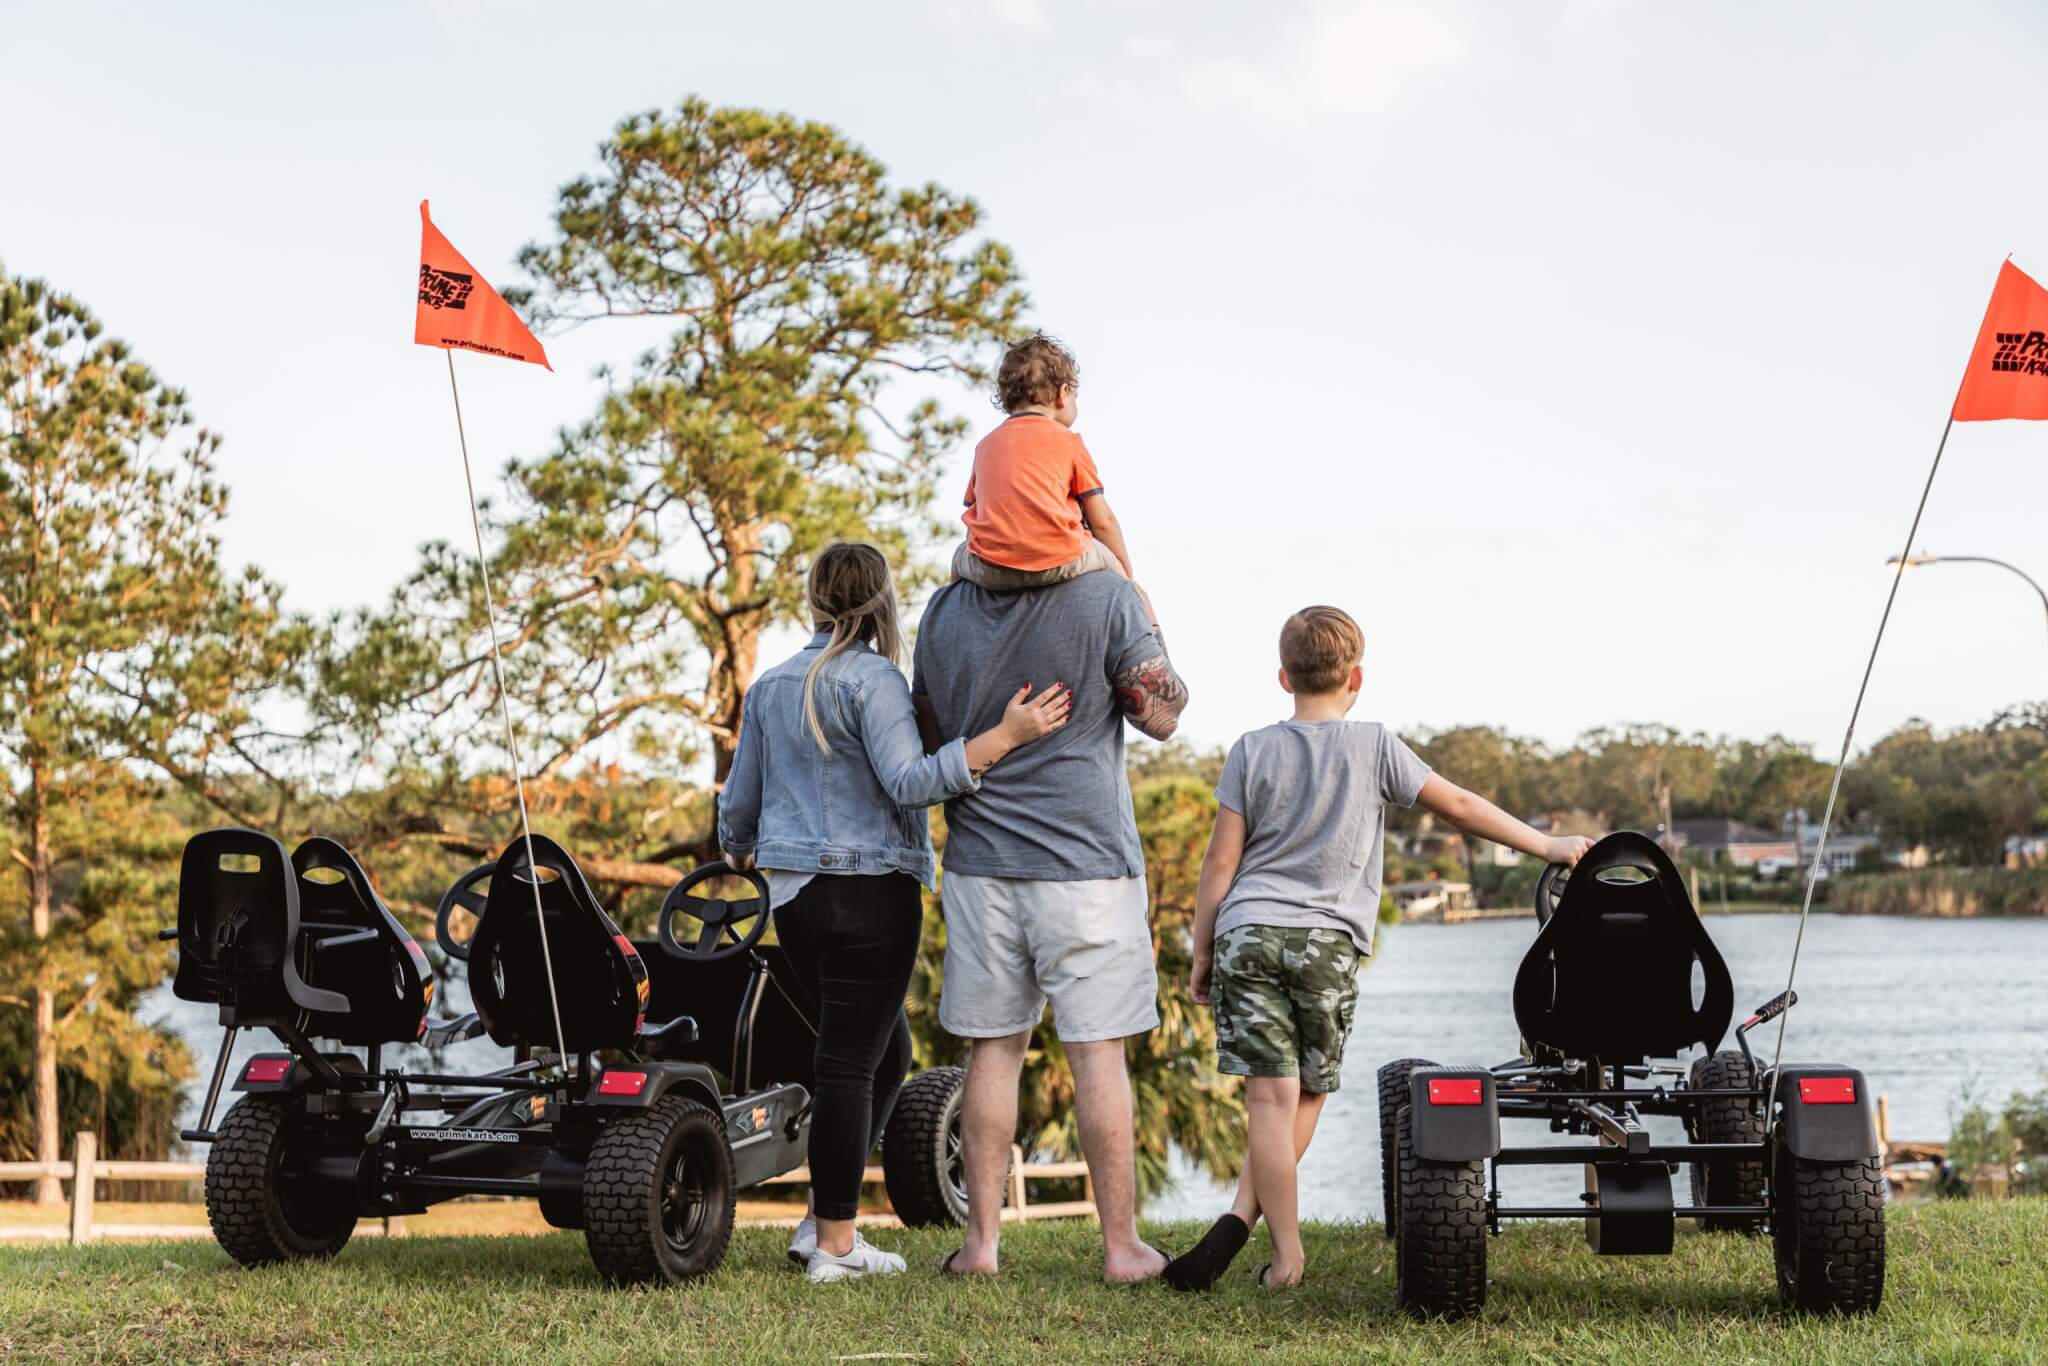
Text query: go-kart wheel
204 1097 355 1266
434 863 496 962
1687 1050 1766 1233
583 1095 736 1286
657 862 772 964
882 1066 971 1227
1393 1105 1487 1321
1376 1057 1438 1237
1771 1139 1885 1314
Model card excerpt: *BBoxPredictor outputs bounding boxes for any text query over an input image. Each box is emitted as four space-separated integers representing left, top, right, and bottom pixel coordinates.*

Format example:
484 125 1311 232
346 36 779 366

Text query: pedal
179 1128 219 1143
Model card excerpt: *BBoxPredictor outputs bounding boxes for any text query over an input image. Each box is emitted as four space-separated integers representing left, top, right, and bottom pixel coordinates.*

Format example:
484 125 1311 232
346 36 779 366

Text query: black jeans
774 872 923 1221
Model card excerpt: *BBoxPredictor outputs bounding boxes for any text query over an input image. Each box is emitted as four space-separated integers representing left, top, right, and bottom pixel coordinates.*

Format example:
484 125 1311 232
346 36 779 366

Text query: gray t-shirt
913 574 1161 880
1214 720 1432 954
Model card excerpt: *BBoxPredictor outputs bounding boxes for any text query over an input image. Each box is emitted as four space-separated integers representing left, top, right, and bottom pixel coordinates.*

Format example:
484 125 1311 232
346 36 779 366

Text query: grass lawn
2 1201 2042 1363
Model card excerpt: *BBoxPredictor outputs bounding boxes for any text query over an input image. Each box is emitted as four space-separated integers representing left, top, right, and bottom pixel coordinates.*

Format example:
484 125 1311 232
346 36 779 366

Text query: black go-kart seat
1511 831 1734 1065
171 828 351 1027
467 833 667 1055
289 836 435 1046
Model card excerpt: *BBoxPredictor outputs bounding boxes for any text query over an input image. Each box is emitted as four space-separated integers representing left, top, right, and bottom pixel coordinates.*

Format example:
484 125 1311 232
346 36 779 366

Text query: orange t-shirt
961 415 1105 572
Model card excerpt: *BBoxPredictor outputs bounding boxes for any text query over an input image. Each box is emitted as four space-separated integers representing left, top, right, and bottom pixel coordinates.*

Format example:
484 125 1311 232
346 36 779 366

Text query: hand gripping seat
1510 831 1734 1065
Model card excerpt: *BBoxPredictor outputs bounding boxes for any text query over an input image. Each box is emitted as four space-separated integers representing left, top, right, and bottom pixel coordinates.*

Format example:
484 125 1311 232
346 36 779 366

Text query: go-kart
1377 831 1885 1320
167 827 970 1284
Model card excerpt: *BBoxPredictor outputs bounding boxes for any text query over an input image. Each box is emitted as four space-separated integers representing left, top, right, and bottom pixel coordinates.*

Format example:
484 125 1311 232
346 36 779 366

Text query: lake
1147 912 2048 1223
150 913 2048 1225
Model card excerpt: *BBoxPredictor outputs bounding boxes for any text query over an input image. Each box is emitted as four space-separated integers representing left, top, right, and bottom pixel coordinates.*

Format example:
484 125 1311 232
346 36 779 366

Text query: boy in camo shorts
1164 606 1590 1291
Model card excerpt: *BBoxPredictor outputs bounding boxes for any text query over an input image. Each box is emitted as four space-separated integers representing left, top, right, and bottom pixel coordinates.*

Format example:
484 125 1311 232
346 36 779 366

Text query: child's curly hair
993 333 1079 412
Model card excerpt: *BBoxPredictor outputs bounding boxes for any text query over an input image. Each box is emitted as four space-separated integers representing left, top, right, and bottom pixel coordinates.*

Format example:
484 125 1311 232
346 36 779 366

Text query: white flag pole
444 348 571 1073
1761 414 1954 1152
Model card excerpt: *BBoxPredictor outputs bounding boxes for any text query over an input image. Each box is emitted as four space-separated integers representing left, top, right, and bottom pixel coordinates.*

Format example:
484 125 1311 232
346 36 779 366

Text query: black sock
1163 1214 1250 1292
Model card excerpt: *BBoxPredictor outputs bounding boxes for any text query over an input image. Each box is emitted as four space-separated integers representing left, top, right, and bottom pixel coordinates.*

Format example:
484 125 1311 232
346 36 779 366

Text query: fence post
69 1133 97 1247
1008 1144 1028 1214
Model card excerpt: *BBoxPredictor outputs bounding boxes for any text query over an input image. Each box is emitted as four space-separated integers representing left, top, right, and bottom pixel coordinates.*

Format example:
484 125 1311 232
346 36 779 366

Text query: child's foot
1163 1214 1250 1292
1256 1260 1304 1289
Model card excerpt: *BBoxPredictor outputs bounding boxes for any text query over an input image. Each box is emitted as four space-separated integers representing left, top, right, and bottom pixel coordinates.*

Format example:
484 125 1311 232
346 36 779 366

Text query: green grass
3 1202 2043 1363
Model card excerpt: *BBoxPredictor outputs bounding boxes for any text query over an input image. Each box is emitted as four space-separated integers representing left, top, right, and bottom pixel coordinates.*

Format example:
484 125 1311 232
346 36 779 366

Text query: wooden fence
0 1132 1095 1245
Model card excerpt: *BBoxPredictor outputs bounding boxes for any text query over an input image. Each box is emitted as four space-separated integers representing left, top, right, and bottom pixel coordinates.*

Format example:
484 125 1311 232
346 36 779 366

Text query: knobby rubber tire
204 1097 354 1267
1393 1104 1488 1320
882 1066 969 1228
1772 1144 1886 1315
1687 1050 1766 1232
583 1095 735 1286
1376 1058 1437 1237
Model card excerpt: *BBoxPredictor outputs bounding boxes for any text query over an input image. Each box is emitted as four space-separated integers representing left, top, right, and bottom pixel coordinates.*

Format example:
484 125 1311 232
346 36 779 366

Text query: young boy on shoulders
1165 606 1592 1292
954 333 1138 593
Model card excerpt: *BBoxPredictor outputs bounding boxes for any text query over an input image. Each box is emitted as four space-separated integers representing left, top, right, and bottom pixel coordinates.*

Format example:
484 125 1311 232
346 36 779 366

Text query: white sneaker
806 1232 907 1284
786 1215 817 1267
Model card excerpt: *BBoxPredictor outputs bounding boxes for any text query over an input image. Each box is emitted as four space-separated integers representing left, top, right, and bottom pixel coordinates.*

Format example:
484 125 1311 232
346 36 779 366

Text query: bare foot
1258 1261 1304 1289
940 1247 999 1277
1104 1242 1169 1285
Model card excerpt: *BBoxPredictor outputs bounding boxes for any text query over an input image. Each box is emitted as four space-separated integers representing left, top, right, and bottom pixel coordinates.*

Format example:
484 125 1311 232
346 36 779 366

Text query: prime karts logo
417 264 475 311
407 1126 519 1144
1990 330 2048 375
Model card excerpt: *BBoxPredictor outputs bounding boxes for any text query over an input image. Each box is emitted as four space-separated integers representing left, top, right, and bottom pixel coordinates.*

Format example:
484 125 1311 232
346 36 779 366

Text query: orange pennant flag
1952 259 2048 421
414 200 550 370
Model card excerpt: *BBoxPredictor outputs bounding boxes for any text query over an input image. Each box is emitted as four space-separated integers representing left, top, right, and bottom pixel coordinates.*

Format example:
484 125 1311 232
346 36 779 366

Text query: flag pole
444 348 572 1074
1761 413 1954 1153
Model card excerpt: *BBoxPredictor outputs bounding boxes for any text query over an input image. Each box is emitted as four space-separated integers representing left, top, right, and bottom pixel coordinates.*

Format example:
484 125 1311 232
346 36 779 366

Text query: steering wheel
434 863 496 962
1534 862 1570 927
658 862 772 963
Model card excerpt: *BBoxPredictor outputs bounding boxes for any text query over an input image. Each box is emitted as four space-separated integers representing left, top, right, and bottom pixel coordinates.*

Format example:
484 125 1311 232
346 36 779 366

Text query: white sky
6 0 2046 761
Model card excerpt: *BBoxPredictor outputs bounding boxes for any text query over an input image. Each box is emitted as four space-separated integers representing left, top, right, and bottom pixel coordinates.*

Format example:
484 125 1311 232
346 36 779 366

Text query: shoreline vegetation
3 1205 2043 1363
1414 867 2048 921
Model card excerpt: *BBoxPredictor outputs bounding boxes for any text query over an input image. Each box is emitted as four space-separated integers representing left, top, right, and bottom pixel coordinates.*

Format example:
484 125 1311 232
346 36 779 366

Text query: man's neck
1290 694 1353 722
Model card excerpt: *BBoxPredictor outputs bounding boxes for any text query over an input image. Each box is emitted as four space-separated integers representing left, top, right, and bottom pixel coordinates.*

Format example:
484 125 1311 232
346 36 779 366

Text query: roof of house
1669 817 1791 848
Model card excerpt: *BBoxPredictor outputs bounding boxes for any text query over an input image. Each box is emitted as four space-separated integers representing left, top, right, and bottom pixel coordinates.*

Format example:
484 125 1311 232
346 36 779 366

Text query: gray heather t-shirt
913 574 1161 880
1214 720 1432 955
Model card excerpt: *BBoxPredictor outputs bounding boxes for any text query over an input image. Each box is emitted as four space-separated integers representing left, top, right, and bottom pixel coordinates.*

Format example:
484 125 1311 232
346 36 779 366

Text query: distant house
2006 834 2048 869
1795 824 1880 873
1667 818 1797 868
1391 879 1475 920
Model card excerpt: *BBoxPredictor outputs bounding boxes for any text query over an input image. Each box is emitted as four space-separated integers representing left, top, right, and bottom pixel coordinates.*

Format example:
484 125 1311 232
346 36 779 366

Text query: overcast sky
6 0 2046 761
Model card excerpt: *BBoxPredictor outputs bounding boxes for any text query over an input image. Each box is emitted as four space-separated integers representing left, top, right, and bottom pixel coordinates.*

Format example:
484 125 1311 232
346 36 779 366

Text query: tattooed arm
1113 629 1190 741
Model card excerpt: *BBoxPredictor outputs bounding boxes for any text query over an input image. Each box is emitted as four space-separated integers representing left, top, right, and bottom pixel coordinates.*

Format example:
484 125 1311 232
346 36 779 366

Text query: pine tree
318 98 1026 839
0 268 299 1199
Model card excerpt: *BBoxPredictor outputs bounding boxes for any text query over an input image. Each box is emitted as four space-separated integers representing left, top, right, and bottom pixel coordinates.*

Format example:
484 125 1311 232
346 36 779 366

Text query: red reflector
1428 1078 1483 1106
598 1070 649 1097
613 934 640 960
1799 1076 1856 1105
243 1057 292 1083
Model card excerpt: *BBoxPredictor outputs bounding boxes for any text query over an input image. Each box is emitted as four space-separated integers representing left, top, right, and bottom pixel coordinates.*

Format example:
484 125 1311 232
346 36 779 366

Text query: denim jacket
716 631 976 888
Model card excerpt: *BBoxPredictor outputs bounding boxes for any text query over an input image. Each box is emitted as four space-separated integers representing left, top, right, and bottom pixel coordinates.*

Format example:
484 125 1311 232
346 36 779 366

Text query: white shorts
938 872 1160 1043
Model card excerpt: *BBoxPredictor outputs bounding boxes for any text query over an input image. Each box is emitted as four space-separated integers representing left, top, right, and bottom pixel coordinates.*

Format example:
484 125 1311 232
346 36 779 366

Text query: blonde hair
1279 605 1364 694
802 543 905 753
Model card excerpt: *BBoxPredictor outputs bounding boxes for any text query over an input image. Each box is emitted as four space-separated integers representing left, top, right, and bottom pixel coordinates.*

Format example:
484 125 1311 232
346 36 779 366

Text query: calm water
1148 913 2048 1222
151 914 2048 1224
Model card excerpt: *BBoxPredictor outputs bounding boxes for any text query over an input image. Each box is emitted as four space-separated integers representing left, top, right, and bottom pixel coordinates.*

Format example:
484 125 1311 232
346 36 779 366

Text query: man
914 572 1189 1283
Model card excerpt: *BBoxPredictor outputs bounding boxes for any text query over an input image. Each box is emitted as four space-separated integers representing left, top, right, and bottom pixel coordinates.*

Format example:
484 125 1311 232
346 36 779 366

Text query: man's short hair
1280 606 1363 694
993 333 1079 412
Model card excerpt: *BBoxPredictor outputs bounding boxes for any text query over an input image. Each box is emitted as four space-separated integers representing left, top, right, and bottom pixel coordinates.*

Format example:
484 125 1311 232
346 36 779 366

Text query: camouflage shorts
1212 924 1361 1092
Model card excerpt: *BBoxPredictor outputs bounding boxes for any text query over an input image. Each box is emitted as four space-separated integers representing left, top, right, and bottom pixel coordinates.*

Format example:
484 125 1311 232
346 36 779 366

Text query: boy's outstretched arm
1190 806 1247 1005
1415 775 1595 868
1078 491 1135 578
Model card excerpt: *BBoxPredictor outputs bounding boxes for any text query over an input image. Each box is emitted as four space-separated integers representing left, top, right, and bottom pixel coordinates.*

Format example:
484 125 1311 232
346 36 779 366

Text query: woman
716 542 1070 1283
